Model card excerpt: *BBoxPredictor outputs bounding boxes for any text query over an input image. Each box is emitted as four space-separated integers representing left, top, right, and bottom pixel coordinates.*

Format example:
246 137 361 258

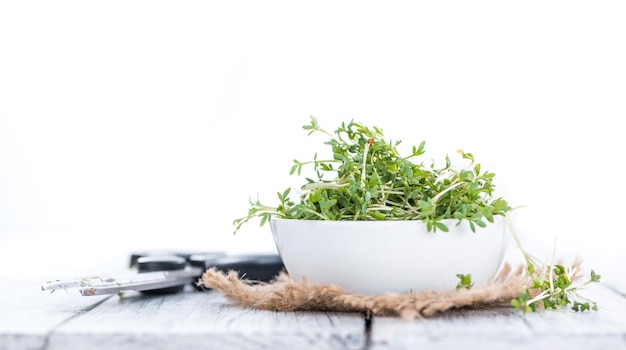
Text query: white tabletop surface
1 235 625 350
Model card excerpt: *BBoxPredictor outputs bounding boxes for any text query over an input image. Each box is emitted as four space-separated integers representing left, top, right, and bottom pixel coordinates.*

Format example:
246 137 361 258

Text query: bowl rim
269 215 507 225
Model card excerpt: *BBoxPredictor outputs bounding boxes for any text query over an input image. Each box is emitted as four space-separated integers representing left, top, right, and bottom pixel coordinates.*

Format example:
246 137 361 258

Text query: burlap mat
196 262 571 320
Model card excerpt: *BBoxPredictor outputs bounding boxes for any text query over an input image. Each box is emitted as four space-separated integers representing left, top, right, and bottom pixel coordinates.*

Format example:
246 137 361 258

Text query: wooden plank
46 289 366 350
369 283 626 349
0 236 125 350
369 306 531 350
0 282 111 350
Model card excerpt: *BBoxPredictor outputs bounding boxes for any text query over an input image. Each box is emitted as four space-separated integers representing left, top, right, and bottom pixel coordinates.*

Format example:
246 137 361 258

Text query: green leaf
455 273 474 290
591 270 601 282
472 218 487 228
435 222 449 232
553 265 565 275
289 163 299 175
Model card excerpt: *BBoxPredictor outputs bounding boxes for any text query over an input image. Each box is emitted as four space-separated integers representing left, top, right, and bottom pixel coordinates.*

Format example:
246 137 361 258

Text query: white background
1 1 624 278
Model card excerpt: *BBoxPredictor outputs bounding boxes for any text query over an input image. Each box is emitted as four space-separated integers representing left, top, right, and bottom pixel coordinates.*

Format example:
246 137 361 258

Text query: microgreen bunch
507 219 602 313
233 116 511 233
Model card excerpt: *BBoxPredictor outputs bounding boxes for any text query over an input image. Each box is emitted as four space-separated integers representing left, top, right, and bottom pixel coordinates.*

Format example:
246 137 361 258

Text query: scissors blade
42 267 204 296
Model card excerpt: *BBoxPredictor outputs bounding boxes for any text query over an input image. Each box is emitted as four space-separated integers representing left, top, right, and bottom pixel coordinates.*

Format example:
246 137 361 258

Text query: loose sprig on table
233 116 601 313
506 218 602 313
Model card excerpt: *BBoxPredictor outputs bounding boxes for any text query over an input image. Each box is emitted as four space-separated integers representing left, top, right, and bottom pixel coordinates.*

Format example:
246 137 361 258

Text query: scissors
41 251 285 296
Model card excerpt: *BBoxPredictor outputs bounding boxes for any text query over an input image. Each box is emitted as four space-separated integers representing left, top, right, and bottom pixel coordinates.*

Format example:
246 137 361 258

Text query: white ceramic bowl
270 217 510 295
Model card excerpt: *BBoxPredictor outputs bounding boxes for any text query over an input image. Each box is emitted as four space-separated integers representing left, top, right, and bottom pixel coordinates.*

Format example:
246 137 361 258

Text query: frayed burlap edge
197 261 580 321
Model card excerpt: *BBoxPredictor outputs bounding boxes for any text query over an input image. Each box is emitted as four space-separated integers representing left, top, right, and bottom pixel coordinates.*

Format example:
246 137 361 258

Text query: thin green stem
430 181 464 205
361 140 371 188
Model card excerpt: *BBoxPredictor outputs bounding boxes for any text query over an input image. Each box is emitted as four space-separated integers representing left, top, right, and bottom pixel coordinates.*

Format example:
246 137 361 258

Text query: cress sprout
234 116 511 233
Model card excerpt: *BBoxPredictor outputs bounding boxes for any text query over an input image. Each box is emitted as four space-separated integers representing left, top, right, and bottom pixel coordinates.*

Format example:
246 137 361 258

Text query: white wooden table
1 234 625 350
2 265 626 350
